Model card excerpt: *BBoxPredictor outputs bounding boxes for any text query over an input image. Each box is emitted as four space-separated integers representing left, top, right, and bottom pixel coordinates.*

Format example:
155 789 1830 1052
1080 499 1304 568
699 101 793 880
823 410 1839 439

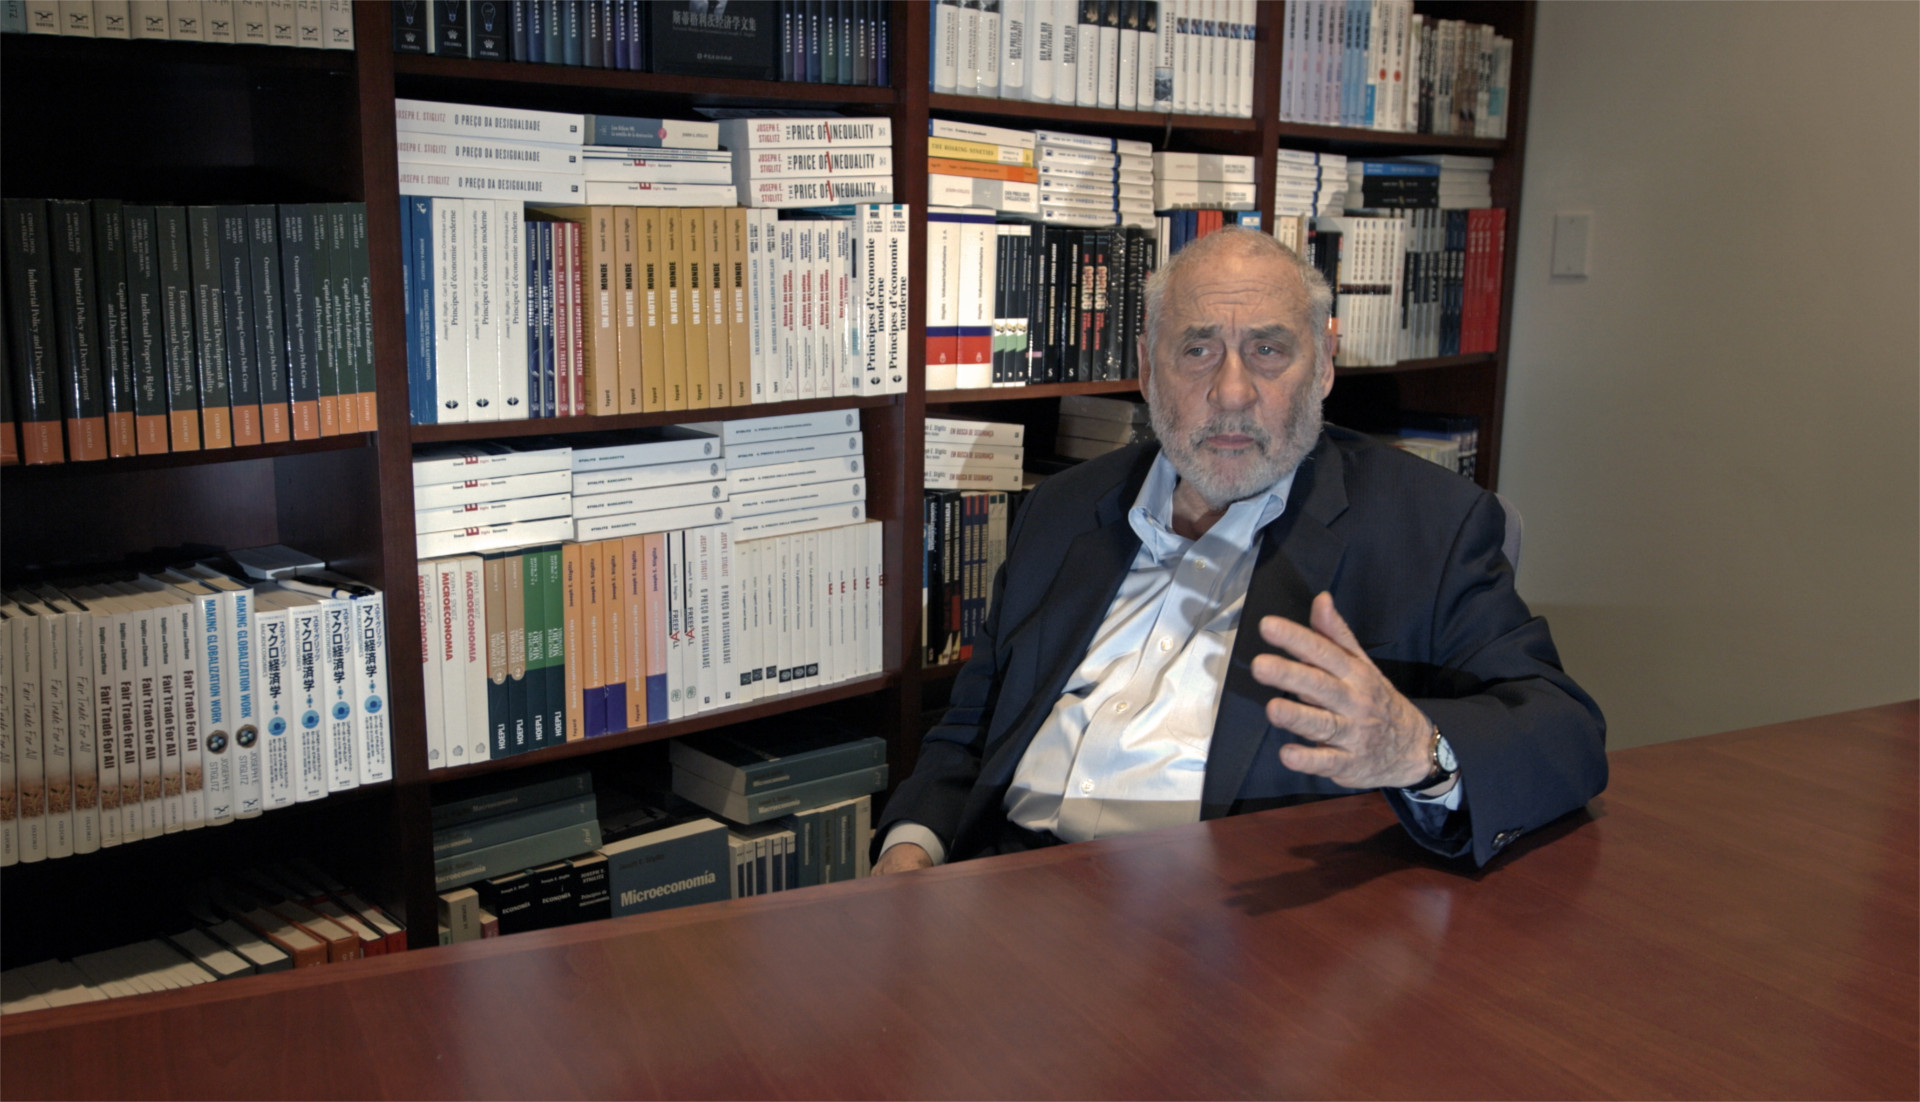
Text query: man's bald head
1142 226 1334 374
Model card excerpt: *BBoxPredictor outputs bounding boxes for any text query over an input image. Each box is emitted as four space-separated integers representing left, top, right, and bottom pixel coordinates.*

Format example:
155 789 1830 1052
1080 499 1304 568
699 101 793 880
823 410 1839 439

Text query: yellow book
680 207 711 408
613 206 643 414
927 136 1033 166
660 208 689 410
561 543 584 742
636 207 666 412
703 208 732 408
724 208 753 406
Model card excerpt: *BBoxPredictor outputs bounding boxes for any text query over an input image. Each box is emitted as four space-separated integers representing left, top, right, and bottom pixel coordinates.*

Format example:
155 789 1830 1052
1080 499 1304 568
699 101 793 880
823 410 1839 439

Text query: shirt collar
1127 451 1298 563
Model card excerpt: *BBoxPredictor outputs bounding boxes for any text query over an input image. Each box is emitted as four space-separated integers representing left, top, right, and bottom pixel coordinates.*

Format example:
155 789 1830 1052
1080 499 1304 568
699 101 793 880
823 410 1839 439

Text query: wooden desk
5 702 1915 1099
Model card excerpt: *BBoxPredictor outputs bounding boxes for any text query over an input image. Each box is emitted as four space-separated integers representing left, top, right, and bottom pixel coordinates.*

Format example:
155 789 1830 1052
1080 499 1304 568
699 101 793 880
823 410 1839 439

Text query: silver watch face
1436 734 1458 774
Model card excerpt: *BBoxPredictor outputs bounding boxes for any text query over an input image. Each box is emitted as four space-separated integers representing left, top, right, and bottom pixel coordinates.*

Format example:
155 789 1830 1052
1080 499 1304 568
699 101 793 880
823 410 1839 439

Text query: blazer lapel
1202 435 1351 817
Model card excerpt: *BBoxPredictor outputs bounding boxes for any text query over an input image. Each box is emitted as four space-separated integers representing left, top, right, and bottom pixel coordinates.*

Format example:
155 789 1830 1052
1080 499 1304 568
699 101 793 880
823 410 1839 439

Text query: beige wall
1501 1 1919 748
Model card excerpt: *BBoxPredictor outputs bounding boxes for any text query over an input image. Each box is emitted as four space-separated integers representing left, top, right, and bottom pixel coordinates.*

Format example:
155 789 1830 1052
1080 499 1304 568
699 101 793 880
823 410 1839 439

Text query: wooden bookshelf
0 0 1537 962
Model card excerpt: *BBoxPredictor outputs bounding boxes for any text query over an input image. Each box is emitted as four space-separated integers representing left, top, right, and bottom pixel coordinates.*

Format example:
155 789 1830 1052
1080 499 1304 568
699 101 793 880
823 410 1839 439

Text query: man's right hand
871 842 933 876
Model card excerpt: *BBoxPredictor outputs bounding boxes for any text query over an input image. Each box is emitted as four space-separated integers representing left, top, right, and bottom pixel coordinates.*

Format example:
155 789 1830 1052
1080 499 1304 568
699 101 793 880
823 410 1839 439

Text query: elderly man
875 227 1606 873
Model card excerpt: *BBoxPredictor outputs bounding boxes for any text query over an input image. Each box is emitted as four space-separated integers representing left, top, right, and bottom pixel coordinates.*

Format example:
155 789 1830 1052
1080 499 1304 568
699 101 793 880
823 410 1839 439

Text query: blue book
434 820 604 890
562 0 584 64
406 197 436 424
509 0 527 60
470 0 508 59
583 0 602 66
393 0 429 51
609 0 626 69
874 0 888 85
1353 161 1441 178
670 730 886 794
542 0 562 62
432 0 467 56
528 0 547 63
602 818 732 916
432 795 599 859
433 770 594 829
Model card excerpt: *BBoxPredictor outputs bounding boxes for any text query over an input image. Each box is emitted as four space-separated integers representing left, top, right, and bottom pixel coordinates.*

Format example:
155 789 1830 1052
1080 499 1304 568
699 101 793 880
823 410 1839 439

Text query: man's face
1140 246 1332 511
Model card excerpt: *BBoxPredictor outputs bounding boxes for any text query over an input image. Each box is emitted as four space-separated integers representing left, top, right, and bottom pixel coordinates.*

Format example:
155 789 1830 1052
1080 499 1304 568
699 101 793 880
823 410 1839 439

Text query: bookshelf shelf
925 379 1145 404
407 395 900 444
928 93 1257 133
1336 353 1498 378
393 54 898 106
426 674 900 783
0 32 360 73
0 434 376 478
1272 121 1508 152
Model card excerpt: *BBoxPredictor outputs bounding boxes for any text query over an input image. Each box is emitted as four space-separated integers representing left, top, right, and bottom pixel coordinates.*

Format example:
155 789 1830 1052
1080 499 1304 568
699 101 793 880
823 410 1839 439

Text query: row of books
924 414 1026 493
1373 412 1479 480
923 487 1015 668
0 559 391 867
395 1 893 89
934 0 1261 119
393 101 898 210
1 863 406 1014
1279 1 1512 139
1053 392 1152 461
2 199 375 467
2 0 354 47
927 216 1156 389
1305 206 1508 366
1154 208 1262 264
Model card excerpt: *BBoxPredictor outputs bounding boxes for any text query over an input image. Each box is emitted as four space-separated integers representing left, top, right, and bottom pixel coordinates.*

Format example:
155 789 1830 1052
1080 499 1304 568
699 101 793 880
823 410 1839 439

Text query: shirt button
1159 637 1173 652
1194 559 1209 571
1080 780 1096 794
1113 701 1130 715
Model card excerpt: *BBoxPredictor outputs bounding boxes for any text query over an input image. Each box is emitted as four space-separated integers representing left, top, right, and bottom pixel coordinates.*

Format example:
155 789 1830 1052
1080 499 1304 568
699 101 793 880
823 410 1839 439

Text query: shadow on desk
1224 805 1599 917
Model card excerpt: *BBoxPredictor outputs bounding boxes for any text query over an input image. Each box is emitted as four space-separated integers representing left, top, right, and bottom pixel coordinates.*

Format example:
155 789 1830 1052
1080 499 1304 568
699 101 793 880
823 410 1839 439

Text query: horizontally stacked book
393 1 892 89
922 417 1030 667
396 100 907 423
1151 150 1260 262
414 412 879 767
3 199 376 466
0 551 391 867
0 861 405 1013
1278 1 1513 139
1054 393 1153 461
932 0 1260 118
4 0 355 47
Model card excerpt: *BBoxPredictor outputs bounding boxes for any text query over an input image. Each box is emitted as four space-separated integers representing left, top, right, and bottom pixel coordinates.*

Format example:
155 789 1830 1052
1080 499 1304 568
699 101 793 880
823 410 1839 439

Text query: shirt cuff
879 822 947 866
1402 774 1465 813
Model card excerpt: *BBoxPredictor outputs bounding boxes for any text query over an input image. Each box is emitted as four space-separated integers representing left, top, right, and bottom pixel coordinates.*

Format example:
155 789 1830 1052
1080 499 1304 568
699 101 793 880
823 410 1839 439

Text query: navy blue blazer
880 426 1607 867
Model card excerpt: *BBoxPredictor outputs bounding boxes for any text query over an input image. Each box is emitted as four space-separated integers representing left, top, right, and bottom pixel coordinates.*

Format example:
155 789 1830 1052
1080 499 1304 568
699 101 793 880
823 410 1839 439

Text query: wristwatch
1416 723 1458 791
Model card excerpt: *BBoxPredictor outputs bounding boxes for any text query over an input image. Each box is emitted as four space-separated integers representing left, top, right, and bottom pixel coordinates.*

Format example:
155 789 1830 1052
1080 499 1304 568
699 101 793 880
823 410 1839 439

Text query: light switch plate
1551 213 1591 277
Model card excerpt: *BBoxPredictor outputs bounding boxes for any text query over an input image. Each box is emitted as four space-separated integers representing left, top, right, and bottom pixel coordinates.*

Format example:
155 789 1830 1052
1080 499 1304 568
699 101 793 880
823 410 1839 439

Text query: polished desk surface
4 702 1915 1100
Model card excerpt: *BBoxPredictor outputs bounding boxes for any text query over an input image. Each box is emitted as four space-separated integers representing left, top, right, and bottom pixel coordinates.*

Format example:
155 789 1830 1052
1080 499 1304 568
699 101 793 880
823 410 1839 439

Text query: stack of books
714 116 896 209
670 722 887 889
925 415 1025 492
1035 128 1155 229
3 0 355 47
3 198 376 466
412 442 577 559
1151 150 1258 260
0 555 391 866
569 427 727 543
1054 393 1153 460
920 417 1027 667
1350 155 1493 211
1279 2 1513 139
927 119 1038 217
1271 149 1350 253
434 771 603 913
0 861 403 1014
933 1 1257 118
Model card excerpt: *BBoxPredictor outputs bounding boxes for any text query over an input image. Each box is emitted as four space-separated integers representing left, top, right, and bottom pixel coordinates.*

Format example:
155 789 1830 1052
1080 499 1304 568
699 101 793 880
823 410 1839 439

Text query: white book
692 527 720 711
855 203 910 394
814 530 837 687
415 470 571 512
201 0 232 40
338 585 391 787
813 221 836 398
419 562 447 771
466 199 502 422
726 454 863 495
1052 0 1077 104
932 0 961 94
978 0 1002 98
691 407 861 447
831 219 854 397
732 478 865 518
957 0 979 95
725 431 864 470
732 501 866 542
714 528 740 708
582 181 736 206
249 594 296 811
397 99 585 145
956 214 994 389
773 536 796 694
927 415 1026 444
1238 0 1258 117
189 571 264 819
1152 151 1257 182
320 0 349 46
398 162 583 204
417 492 572 534
574 456 726 497
1029 0 1056 101
392 140 572 178
431 198 469 423
147 588 194 833
28 599 77 857
927 175 1039 215
745 208 770 403
146 582 219 830
1075 0 1101 105
264 0 293 42
302 592 355 794
569 433 716 473
739 177 892 210
94 0 131 37
1096 0 1121 108
584 158 731 186
1000 0 1028 97
117 590 166 838
5 604 46 862
127 0 167 37
924 463 1025 491
574 501 732 543
493 200 529 420
924 208 962 391
453 557 489 765
733 540 759 704
415 517 576 560
1152 180 1256 209
799 532 822 690
794 219 818 400
414 443 573 485
41 593 99 854
574 479 726 519
1117 3 1140 109
715 117 892 150
771 219 800 401
927 118 1036 150
293 0 320 45
168 0 202 39
664 531 688 720
926 439 1024 468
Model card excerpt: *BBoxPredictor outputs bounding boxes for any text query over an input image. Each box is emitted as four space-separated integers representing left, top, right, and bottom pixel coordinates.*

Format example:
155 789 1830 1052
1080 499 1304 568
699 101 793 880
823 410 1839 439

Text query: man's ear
1136 335 1151 396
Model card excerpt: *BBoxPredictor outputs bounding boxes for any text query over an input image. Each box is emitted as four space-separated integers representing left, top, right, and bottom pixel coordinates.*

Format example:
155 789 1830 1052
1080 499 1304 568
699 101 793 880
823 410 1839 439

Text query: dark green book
152 206 202 451
433 820 603 891
121 206 169 455
669 762 887 825
89 199 136 458
325 204 360 434
308 204 340 435
345 203 376 432
505 550 529 755
522 545 550 751
431 794 599 859
275 205 320 440
216 206 261 447
668 726 886 794
3 198 63 464
542 546 565 745
46 199 108 460
431 769 593 830
186 206 233 449
246 206 291 443
484 551 511 758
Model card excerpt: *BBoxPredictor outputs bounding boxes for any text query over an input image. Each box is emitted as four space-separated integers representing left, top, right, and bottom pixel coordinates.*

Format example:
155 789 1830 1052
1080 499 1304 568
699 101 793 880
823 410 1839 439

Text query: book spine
45 201 108 461
325 205 360 433
152 206 202 451
86 202 136 458
279 205 321 439
216 207 262 448
246 206 291 443
347 204 377 431
186 207 234 449
4 200 64 464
